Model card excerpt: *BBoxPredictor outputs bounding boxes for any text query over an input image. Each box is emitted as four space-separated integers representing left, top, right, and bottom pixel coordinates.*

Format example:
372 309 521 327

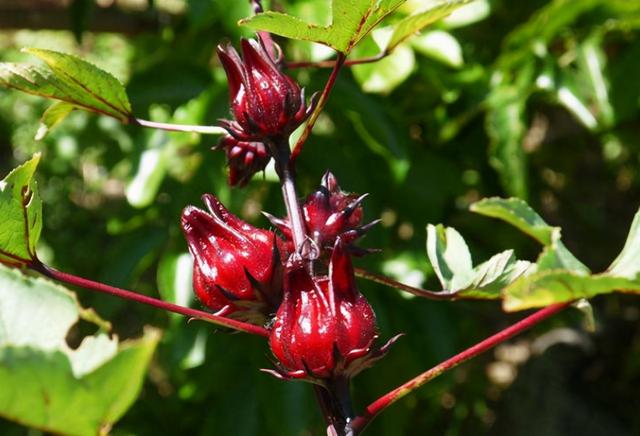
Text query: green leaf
0 154 43 266
607 207 640 279
387 0 472 52
0 264 160 435
426 224 533 299
352 29 416 93
0 48 132 123
240 0 406 53
35 101 76 140
503 270 640 312
411 30 464 68
470 197 556 245
471 197 589 274
484 86 529 199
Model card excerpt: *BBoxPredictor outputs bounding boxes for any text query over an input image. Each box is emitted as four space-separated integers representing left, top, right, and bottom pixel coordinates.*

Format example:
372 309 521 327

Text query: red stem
290 53 346 167
286 52 387 70
349 302 571 434
354 268 462 301
30 261 269 337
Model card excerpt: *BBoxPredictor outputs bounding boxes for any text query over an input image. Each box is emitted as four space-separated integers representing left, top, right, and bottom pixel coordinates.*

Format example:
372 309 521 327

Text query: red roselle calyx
217 38 314 142
266 171 380 256
216 135 271 187
267 239 395 382
181 193 283 323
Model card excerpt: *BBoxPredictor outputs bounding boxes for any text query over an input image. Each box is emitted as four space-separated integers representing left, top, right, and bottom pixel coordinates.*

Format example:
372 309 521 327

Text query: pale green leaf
411 30 464 68
387 0 472 51
0 154 42 266
0 48 132 123
0 264 160 435
35 101 76 140
352 29 415 93
606 207 640 279
240 0 406 53
426 224 533 299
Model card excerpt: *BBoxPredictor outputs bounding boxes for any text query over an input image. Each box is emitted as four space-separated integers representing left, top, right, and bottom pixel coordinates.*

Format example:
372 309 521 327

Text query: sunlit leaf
240 0 405 53
503 269 640 311
387 0 472 51
0 154 42 266
426 224 533 299
0 48 132 123
35 101 76 140
0 264 160 435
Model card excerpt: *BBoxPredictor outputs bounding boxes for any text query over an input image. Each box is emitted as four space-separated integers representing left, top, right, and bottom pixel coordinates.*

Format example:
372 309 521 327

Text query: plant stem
354 268 462 301
133 118 227 135
30 261 269 337
286 52 387 69
271 142 308 257
290 52 346 167
349 302 571 434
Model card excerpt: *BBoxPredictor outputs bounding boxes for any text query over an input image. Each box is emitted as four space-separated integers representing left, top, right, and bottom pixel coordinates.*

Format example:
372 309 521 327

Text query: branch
290 52 346 167
354 268 460 301
133 118 227 135
30 261 270 337
286 52 388 70
349 302 571 434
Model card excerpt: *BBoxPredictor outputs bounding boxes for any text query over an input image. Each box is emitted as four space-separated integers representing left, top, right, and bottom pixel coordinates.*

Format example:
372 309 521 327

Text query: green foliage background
1 0 640 434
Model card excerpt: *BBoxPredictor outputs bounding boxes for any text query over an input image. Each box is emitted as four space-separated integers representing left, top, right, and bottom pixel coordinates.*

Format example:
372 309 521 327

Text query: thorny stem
348 302 571 434
29 260 270 337
286 51 387 70
133 118 227 135
354 268 463 301
290 52 347 167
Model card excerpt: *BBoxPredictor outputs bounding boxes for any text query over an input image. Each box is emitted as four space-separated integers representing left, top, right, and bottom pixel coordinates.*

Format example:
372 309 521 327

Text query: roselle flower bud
216 135 271 187
181 194 282 322
268 239 385 380
266 172 380 255
217 38 313 141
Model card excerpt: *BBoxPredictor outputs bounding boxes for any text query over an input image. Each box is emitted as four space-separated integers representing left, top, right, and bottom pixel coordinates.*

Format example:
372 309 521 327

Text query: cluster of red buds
181 174 396 382
215 37 316 186
181 37 396 385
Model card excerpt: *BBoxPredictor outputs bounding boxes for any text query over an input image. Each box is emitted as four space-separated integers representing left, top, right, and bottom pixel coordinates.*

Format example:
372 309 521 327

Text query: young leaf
387 0 473 52
0 264 160 435
0 154 43 266
0 48 132 124
607 207 640 279
35 101 76 140
240 0 405 53
426 224 533 299
471 197 589 274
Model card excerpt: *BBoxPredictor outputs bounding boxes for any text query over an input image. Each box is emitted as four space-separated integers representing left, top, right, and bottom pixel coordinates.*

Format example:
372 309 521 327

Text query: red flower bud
181 194 282 322
217 38 313 141
268 239 379 380
216 135 271 187
266 172 380 256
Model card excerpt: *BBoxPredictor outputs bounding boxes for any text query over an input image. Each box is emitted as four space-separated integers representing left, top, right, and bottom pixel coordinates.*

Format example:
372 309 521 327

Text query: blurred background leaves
1 0 640 434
